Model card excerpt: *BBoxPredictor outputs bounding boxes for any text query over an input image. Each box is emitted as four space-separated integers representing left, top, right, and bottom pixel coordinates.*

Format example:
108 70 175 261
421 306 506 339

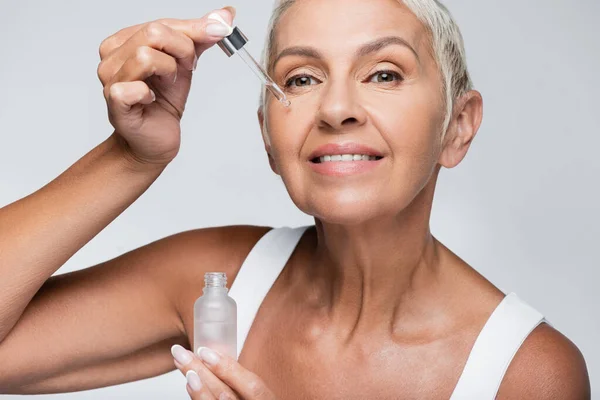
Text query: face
262 0 449 225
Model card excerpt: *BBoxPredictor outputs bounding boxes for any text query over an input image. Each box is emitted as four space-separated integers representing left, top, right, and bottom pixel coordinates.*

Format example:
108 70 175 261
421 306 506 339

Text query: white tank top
228 226 547 400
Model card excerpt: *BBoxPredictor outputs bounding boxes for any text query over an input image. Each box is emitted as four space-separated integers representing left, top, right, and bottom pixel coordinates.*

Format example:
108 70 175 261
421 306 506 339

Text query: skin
0 1 590 399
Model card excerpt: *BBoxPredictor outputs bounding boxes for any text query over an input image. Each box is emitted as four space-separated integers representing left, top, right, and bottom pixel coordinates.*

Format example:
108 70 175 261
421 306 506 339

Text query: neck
307 172 445 337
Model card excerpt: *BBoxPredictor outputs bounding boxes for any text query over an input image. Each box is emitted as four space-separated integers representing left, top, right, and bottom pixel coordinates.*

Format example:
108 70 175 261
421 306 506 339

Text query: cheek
264 99 322 212
265 98 318 165
369 87 444 166
359 88 445 206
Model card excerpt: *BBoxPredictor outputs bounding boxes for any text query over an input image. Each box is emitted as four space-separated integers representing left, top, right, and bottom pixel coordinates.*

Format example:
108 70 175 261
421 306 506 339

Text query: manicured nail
208 13 231 26
186 370 203 391
205 21 231 37
198 347 220 366
171 344 193 366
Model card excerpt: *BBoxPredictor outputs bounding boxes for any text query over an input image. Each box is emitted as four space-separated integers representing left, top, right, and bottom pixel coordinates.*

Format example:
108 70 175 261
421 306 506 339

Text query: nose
316 79 367 131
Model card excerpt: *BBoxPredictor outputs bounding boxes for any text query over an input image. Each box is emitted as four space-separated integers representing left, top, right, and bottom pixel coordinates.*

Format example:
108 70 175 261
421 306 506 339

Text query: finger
106 81 155 115
99 7 234 62
98 19 196 60
156 9 235 62
197 347 276 400
222 6 236 20
172 345 239 400
99 23 143 60
105 46 178 93
98 22 196 85
194 362 240 400
177 358 238 400
185 370 217 399
162 8 234 43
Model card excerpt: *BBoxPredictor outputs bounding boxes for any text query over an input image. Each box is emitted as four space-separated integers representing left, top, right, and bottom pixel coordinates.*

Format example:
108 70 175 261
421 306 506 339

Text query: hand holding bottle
171 344 278 399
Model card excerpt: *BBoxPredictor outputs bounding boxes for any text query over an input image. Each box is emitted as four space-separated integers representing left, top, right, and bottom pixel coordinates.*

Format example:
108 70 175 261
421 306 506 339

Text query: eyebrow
272 36 420 70
357 36 420 61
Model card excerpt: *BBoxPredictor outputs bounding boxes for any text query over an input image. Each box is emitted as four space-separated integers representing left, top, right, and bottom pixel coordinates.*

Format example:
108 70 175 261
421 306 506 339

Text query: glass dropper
235 47 290 107
209 13 291 107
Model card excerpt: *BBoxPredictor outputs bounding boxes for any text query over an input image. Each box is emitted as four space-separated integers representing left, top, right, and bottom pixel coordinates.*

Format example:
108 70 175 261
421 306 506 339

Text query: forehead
274 0 428 59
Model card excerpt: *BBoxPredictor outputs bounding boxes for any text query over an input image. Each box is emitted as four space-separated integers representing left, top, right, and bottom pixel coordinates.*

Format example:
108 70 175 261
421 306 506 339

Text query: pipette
208 13 291 107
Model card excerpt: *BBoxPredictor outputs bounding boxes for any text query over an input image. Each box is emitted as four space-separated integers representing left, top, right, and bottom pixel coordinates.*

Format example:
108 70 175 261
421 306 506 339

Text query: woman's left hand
171 344 278 399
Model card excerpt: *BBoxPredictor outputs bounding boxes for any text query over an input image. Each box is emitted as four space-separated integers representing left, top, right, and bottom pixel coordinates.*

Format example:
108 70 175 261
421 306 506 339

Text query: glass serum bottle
193 272 237 359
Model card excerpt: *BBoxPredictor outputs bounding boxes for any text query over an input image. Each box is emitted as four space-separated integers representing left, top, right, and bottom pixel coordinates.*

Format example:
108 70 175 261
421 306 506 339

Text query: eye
368 70 403 83
285 74 320 88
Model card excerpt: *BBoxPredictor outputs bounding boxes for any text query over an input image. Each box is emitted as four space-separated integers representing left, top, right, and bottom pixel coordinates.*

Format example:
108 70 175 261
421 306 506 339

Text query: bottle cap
217 27 249 57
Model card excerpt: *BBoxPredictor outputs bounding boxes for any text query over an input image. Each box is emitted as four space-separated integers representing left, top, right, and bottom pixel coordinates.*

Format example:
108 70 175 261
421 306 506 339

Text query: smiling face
261 0 455 225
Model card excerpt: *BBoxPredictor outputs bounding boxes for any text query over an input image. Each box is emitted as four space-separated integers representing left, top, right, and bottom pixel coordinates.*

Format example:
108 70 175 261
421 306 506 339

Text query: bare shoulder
140 225 273 335
498 322 591 399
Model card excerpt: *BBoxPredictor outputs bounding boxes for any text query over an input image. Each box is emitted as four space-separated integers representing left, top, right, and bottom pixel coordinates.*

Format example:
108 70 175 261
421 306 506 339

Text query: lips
308 143 384 162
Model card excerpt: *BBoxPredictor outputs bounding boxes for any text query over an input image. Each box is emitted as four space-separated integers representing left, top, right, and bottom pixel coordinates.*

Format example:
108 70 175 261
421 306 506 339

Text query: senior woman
0 0 590 399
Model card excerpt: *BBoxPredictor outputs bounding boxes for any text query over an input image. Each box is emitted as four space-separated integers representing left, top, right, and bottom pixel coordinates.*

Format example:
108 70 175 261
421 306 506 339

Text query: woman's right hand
97 7 235 168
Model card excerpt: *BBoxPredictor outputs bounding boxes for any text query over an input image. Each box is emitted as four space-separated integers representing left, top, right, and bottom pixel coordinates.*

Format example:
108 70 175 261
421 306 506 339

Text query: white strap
228 226 310 359
449 293 545 399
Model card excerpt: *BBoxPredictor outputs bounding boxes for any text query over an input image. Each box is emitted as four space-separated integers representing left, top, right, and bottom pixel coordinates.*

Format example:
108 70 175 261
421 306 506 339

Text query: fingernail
207 12 233 35
171 345 193 366
198 347 220 366
205 21 232 37
208 12 232 27
150 90 156 102
186 370 203 392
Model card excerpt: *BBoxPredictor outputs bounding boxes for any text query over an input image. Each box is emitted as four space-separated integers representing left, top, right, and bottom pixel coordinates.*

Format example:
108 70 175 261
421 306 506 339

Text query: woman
0 0 591 399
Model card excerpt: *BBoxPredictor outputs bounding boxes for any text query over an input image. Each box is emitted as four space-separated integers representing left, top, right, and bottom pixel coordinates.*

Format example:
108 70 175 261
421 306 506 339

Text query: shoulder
498 322 591 399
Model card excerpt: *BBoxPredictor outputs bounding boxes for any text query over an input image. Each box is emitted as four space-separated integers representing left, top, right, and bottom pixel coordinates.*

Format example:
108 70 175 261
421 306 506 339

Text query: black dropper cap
217 27 249 57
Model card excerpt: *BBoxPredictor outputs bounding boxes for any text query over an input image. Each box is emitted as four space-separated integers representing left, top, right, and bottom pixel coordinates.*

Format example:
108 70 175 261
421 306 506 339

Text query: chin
292 188 402 226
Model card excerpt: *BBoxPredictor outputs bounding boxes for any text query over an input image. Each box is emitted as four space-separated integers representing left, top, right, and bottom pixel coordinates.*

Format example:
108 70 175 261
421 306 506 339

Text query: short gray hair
259 0 473 143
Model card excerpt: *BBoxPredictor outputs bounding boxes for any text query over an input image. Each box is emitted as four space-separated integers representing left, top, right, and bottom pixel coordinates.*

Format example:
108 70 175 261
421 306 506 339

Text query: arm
0 134 169 392
0 7 239 394
0 134 165 346
0 224 270 394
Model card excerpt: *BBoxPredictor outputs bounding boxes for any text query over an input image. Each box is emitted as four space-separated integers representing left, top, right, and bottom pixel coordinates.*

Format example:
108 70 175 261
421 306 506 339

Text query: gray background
0 0 598 398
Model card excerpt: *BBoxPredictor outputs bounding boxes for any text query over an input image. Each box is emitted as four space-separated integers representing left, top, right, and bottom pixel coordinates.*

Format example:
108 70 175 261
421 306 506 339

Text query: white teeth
317 154 380 163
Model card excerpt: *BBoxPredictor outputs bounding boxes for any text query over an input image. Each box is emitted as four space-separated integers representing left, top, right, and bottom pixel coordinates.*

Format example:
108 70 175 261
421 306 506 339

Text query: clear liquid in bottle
193 272 237 359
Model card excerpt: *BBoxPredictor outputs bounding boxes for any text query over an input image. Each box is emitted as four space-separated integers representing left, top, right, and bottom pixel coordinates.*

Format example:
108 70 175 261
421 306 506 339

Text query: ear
438 90 483 169
257 107 279 175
